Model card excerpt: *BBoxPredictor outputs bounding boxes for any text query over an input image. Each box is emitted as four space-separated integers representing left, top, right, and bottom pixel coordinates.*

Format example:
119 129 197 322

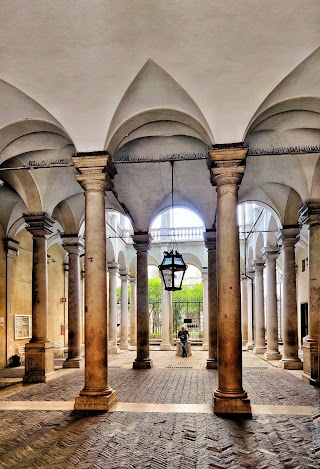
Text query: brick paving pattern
0 351 319 467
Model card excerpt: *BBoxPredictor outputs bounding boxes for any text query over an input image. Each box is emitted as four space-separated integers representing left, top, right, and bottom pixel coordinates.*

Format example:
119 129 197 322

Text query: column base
129 341 137 347
110 346 120 355
302 336 319 383
206 358 218 369
253 346 266 355
264 351 281 361
63 358 83 369
279 358 303 370
242 340 248 347
213 391 252 416
74 390 117 411
246 343 254 351
23 341 55 383
120 344 129 350
133 359 153 369
160 344 172 351
202 342 209 351
128 346 137 351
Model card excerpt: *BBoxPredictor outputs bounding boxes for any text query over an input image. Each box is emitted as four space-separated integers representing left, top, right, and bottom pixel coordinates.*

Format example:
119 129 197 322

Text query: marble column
129 277 137 348
208 144 251 415
108 262 119 354
132 233 152 369
241 275 249 347
299 202 320 384
4 238 19 365
23 213 55 383
204 230 218 369
61 235 84 368
160 279 171 350
246 270 254 350
262 247 281 360
119 270 129 350
252 260 266 354
202 268 209 350
277 227 302 370
72 153 117 410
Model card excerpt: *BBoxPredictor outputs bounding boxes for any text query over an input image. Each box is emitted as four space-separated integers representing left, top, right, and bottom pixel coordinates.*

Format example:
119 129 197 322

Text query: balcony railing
150 227 204 243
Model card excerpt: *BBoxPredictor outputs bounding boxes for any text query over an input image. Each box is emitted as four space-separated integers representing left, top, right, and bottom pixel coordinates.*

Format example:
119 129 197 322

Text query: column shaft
120 271 129 350
4 239 19 365
277 227 302 369
132 233 152 369
241 275 249 347
202 269 209 350
205 231 217 369
246 271 254 350
108 264 119 354
160 280 171 350
252 261 266 354
129 278 137 347
209 144 251 415
73 153 117 410
262 247 281 360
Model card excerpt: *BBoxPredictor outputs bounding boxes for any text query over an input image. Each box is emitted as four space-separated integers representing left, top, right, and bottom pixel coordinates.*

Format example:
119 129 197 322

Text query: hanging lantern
159 249 188 291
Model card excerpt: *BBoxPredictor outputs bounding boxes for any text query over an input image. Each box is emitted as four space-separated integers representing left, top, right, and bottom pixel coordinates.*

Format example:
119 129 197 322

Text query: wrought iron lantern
159 249 187 291
158 161 188 291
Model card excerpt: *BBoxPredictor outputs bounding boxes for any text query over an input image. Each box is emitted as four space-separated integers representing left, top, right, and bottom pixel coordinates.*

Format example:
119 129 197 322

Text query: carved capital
132 232 151 252
298 200 320 227
208 144 248 187
276 226 300 249
119 270 129 281
107 262 120 275
61 234 85 255
72 153 116 192
261 246 279 262
252 259 265 272
23 213 54 237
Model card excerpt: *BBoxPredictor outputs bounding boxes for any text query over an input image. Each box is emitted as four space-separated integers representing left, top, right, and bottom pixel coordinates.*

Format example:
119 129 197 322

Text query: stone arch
117 250 127 271
266 215 279 247
107 238 116 264
254 232 264 260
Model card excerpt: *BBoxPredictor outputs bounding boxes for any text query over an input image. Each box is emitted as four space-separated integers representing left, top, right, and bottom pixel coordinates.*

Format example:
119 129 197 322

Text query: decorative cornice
3 238 19 256
276 226 300 248
246 144 320 156
61 235 85 255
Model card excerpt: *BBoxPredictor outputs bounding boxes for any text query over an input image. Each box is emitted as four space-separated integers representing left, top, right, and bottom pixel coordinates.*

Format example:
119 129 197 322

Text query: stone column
202 268 209 350
119 270 129 350
160 279 171 350
241 275 249 347
72 153 117 410
132 233 152 369
208 144 251 415
108 263 119 354
61 235 84 368
129 277 137 348
204 230 218 369
246 270 254 350
252 260 266 354
3 238 19 365
277 227 302 370
23 213 55 383
169 291 173 345
299 202 320 384
262 247 281 360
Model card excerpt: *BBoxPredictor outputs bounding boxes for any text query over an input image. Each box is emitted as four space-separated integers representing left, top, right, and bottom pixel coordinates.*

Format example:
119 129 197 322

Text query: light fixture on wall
158 161 187 291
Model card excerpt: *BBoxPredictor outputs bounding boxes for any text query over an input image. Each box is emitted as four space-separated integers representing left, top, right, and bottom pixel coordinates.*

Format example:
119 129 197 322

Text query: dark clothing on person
178 329 189 357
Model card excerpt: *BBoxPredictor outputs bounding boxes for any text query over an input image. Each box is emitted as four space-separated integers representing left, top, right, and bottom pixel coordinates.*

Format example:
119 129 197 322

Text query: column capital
3 238 19 257
204 229 216 250
208 144 248 187
299 200 320 227
201 267 208 281
119 270 129 280
107 262 120 274
61 234 84 255
276 226 300 248
262 246 280 262
72 152 116 192
23 212 54 237
245 268 255 280
129 276 137 285
252 259 265 271
132 232 151 252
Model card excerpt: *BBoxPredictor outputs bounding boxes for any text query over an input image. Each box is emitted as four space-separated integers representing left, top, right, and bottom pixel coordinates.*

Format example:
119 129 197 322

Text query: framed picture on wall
14 315 32 340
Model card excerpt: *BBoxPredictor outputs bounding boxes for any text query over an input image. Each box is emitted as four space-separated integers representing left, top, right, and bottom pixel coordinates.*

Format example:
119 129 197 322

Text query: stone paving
0 350 319 468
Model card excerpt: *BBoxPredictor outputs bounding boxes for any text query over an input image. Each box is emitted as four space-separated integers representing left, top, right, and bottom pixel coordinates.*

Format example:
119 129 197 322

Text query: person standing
178 325 190 358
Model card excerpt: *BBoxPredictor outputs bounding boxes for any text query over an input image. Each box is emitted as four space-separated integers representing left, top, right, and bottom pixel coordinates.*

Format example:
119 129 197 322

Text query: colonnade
18 149 320 413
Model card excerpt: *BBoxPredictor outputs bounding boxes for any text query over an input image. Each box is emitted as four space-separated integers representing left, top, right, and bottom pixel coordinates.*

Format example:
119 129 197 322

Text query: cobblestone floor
0 350 319 468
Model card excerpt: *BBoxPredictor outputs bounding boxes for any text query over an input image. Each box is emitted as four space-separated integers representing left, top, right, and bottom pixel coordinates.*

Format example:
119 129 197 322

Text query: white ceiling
0 0 319 149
